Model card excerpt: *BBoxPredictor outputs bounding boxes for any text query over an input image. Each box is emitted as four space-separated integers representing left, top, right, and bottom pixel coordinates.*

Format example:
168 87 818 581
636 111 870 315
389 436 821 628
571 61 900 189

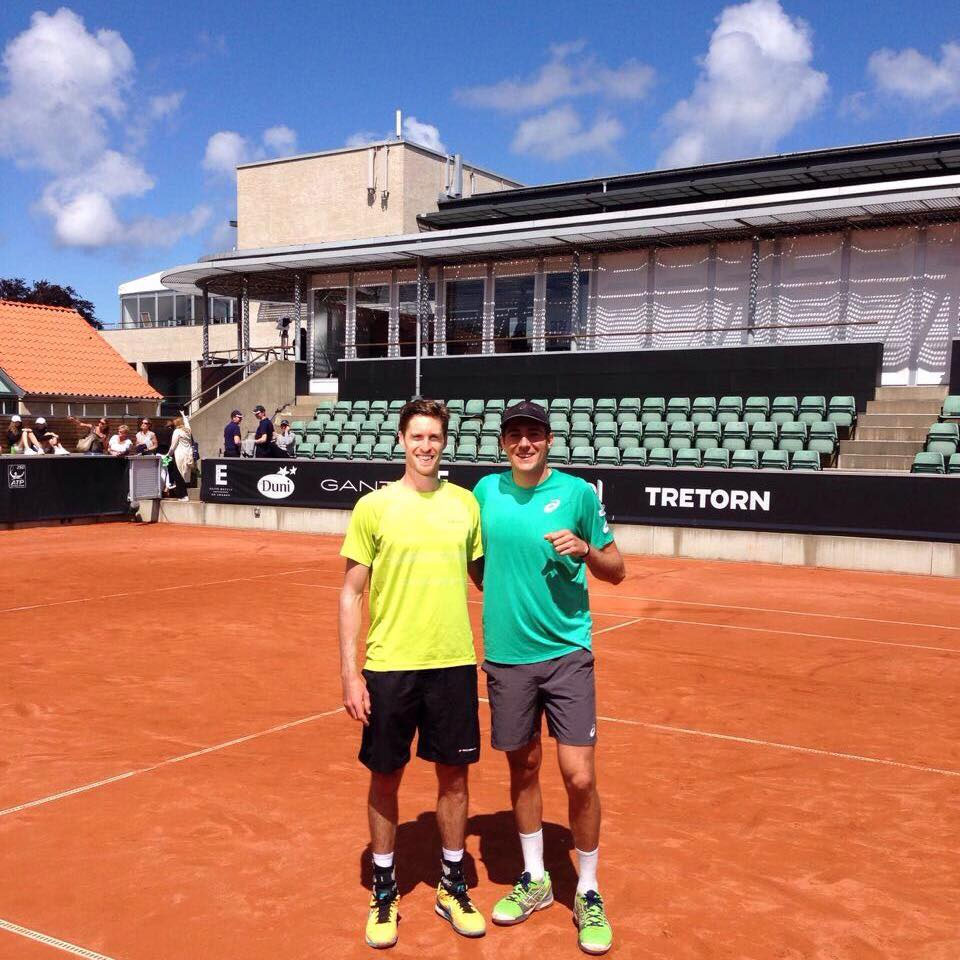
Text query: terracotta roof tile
0 300 160 400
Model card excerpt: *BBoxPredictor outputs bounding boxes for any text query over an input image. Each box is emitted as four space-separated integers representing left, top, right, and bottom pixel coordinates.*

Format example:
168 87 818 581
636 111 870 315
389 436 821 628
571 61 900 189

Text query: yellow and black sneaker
365 879 400 949
435 875 486 938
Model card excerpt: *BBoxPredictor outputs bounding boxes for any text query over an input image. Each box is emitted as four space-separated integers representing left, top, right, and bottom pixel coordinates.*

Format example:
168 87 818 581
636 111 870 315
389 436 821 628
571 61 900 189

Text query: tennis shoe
573 890 612 955
435 876 486 937
491 871 554 925
365 881 399 949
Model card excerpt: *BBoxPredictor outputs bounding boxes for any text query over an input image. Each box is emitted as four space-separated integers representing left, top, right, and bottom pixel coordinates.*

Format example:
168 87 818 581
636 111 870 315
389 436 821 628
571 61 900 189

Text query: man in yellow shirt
339 398 486 949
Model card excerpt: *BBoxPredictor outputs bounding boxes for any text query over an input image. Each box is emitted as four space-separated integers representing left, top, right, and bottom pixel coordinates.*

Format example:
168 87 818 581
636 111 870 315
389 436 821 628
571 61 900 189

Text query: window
445 279 484 355
545 272 588 351
138 295 157 327
175 295 194 325
312 288 347 375
355 285 390 359
122 296 138 328
397 282 436 356
157 294 175 327
211 297 233 323
493 275 535 353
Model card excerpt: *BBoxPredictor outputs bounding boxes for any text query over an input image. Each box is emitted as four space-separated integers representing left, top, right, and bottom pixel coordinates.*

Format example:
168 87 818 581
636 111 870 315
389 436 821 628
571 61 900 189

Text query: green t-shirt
340 480 483 671
474 469 614 665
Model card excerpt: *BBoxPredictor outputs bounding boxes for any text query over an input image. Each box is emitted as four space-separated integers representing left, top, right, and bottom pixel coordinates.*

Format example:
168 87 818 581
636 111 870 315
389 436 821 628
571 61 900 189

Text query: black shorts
359 665 480 773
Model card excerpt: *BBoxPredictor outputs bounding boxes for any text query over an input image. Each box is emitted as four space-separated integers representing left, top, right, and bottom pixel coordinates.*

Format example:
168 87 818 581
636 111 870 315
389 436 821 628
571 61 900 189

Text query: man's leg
507 738 543 835
557 744 601 876
368 767 405 858
435 763 468 853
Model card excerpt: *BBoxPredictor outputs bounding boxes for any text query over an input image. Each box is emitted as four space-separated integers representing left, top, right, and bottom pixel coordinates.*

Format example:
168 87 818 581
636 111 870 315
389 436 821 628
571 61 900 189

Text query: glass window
355 285 390 359
211 297 233 323
397 282 436 357
175 295 193 325
312 288 347 376
493 275 535 353
445 279 484 355
122 296 138 328
138 294 157 327
545 272 589 351
157 294 175 327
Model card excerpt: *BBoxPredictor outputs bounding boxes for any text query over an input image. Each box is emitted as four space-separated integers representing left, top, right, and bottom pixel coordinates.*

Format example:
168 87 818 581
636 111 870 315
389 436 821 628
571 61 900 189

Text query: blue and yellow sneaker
365 880 399 949
573 890 612 955
435 875 486 938
491 871 554 925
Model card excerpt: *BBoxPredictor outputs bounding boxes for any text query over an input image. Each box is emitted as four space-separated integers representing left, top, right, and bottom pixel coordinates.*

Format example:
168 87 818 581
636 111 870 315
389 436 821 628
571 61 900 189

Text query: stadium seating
940 396 960 422
761 449 790 470
703 448 730 469
911 452 945 474
925 423 959 457
675 448 702 468
790 450 821 471
948 454 960 474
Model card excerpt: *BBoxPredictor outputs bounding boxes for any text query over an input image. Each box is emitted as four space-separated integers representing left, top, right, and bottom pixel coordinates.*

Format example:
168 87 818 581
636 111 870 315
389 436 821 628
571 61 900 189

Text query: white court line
0 918 116 959
0 707 344 819
476 698 960 778
590 590 960 633
0 566 328 616
602 614 960 655
594 618 643 635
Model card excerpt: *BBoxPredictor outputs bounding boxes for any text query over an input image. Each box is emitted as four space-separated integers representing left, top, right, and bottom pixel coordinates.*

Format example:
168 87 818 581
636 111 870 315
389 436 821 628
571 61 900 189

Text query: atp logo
7 463 26 489
543 498 561 513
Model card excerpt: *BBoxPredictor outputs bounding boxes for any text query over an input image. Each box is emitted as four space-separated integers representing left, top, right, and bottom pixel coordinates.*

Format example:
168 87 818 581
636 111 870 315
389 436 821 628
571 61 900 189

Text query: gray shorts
483 647 597 752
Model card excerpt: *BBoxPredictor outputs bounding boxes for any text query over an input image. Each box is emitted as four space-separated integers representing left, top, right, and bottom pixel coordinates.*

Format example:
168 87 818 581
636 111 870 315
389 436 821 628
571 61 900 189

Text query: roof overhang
161 173 960 300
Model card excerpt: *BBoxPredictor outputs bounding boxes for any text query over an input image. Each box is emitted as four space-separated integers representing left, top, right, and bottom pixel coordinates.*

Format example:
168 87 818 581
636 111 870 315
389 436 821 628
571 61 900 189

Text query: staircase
276 394 336 424
838 386 947 471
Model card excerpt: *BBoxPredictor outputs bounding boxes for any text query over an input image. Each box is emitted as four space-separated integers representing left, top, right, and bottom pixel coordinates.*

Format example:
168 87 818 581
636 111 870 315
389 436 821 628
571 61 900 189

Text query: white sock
576 847 599 895
441 848 464 876
519 829 545 882
372 851 394 870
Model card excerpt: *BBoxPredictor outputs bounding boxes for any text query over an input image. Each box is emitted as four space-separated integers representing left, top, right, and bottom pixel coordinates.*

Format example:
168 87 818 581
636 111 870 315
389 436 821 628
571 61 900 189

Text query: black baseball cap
253 404 266 413
501 400 549 431
230 409 243 418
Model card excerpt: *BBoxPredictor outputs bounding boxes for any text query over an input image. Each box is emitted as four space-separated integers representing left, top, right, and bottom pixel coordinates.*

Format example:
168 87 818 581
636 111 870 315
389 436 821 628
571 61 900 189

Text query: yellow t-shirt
340 480 483 671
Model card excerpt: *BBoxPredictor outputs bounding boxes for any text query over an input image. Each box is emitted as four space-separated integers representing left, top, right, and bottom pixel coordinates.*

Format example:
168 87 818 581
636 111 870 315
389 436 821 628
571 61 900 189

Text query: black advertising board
0 456 130 524
202 458 960 543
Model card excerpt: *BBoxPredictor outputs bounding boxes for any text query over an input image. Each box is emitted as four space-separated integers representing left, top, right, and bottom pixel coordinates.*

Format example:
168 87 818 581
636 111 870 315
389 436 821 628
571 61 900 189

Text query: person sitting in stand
109 424 135 457
32 417 51 451
72 416 109 454
47 433 69 455
274 419 297 458
5 416 42 454
135 418 158 455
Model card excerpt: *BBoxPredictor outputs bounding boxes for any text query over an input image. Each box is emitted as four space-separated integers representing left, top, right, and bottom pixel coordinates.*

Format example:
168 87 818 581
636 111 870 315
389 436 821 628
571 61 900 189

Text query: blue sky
1 0 960 325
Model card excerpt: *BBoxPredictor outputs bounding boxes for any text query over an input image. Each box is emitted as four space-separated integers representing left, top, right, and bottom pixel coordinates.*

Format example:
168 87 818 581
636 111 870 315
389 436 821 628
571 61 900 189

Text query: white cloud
457 42 654 112
659 0 828 168
403 116 445 152
204 124 300 179
345 130 379 148
868 42 960 107
0 8 207 249
512 105 623 161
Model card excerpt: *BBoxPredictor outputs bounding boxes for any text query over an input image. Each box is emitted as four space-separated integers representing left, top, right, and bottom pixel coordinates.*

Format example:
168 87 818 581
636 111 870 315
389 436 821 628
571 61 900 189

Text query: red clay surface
2 523 958 960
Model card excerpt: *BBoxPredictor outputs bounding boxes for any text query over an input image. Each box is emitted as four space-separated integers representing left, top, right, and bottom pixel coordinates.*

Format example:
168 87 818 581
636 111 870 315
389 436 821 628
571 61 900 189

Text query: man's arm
339 559 371 724
468 557 484 590
543 531 625 584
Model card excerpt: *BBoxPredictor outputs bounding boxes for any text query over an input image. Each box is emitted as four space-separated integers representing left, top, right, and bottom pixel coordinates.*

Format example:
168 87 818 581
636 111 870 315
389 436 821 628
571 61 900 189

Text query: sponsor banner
202 459 960 543
0 456 130 524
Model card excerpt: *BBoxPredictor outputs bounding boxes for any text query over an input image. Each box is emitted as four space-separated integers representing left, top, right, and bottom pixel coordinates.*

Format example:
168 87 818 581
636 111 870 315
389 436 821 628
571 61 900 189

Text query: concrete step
856 413 938 429
865 399 944 414
855 426 932 442
837 453 913 471
839 439 924 456
296 393 336 406
874 385 948 401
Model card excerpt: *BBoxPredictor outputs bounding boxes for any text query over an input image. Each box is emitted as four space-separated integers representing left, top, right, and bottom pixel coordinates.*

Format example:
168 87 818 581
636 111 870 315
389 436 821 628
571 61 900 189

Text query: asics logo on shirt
543 498 561 513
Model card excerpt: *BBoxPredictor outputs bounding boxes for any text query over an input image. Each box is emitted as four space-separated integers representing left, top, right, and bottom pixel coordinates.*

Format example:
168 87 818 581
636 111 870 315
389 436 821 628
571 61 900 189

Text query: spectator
32 417 50 450
253 405 277 458
73 416 109 454
277 315 292 353
109 424 134 457
223 409 244 457
5 415 42 455
275 419 297 458
48 433 69 455
135 418 158 455
164 414 194 500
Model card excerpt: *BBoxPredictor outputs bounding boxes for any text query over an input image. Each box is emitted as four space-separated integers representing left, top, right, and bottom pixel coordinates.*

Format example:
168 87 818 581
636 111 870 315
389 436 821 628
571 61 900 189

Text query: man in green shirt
474 401 625 955
339 398 486 949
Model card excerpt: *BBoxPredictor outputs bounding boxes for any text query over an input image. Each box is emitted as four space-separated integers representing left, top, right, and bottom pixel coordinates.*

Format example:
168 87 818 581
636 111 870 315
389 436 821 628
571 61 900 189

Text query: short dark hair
398 398 449 437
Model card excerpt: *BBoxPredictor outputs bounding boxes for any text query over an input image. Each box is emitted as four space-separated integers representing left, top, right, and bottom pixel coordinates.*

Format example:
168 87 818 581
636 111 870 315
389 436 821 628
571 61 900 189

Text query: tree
0 277 100 329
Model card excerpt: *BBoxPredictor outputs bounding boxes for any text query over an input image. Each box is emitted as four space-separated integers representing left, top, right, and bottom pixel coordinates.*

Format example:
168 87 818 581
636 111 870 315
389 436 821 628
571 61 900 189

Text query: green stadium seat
618 397 642 414
366 412 385 427
359 431 379 446
810 421 838 441
641 410 665 426
314 442 333 459
507 397 525 408
619 422 642 441
643 431 668 451
941 395 960 421
291 420 306 433
372 442 393 460
477 443 500 463
694 422 721 451
314 406 332 419
333 442 354 459
616 411 639 427
731 449 759 469
790 450 821 471
459 421 481 439
761 449 790 470
391 443 406 460
828 395 856 416
675 448 702 468
749 421 778 452
485 399 505 414
617 435 641 451
531 399 548 410
296 442 315 459
668 436 692 451
771 396 798 427
592 436 611 451
703 448 730 469
911 452 945 474
442 439 456 458
570 433 592 450
352 400 370 414
550 398 571 415
827 410 854 434
797 410 826 427
305 419 325 438
456 441 478 462
348 413 367 426
717 396 743 423
352 442 373 460
341 424 362 441
570 445 595 464
596 445 621 465
722 421 748 451
594 423 617 441
777 422 807 453
622 447 648 466
926 423 960 456
548 443 570 464
595 398 617 414
648 447 674 467
571 411 593 427
593 411 615 424
948 453 960 474
333 400 352 415
370 400 388 415
800 395 826 416
691 396 717 420
669 420 694 440
641 397 665 417
744 396 769 416
464 399 485 417
321 432 339 446
667 396 691 417
445 399 464 415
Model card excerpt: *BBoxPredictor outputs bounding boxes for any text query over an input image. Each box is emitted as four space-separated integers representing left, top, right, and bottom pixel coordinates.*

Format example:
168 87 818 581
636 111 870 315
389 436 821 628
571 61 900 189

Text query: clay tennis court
2 523 958 960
